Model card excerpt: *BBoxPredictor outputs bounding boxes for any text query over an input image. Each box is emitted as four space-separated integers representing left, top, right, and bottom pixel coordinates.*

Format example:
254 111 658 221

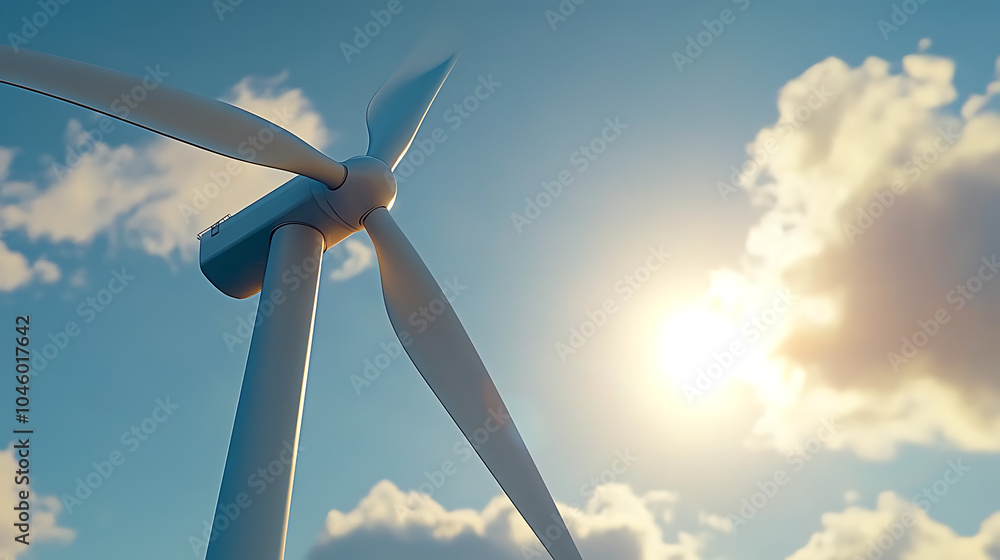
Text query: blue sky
3 0 1000 559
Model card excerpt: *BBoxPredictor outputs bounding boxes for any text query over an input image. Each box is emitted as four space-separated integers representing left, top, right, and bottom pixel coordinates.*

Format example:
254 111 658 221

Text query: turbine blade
366 53 456 171
362 206 583 560
0 47 346 187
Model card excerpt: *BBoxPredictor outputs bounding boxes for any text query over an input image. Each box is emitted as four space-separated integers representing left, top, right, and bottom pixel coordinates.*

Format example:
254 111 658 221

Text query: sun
657 306 739 387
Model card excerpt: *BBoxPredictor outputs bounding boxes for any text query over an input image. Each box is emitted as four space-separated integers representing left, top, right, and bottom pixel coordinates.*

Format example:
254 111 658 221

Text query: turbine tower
0 46 583 560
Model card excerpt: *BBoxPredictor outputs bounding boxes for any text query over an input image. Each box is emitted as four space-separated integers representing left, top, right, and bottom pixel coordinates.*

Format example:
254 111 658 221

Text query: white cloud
961 55 1000 119
0 444 74 558
0 147 14 181
0 236 60 291
0 148 60 290
309 480 705 560
706 51 1000 459
328 238 376 281
786 492 1000 560
697 511 734 534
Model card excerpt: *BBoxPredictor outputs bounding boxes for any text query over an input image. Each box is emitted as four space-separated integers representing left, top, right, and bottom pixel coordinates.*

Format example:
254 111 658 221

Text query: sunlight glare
658 306 739 387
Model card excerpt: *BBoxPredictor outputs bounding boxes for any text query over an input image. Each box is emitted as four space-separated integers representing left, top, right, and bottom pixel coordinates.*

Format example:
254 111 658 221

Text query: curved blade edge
363 207 583 560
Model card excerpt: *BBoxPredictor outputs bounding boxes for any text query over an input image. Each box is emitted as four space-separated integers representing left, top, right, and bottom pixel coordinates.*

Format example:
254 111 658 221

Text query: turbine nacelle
198 155 398 300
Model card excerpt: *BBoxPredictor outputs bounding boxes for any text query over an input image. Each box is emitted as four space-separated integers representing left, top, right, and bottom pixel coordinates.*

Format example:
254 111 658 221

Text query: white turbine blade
0 46 346 187
362 206 583 560
365 53 456 171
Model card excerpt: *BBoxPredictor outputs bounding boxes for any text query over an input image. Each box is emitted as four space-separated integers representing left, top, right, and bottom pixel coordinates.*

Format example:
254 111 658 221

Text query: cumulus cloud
0 444 74 558
0 71 375 288
961 55 1000 119
0 236 60 291
328 238 376 281
707 52 1000 459
308 480 705 560
0 147 61 290
786 492 1000 560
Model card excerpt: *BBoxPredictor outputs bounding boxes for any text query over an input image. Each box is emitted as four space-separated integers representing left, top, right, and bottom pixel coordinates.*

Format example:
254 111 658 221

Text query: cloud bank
787 491 1000 560
308 480 705 560
708 51 1000 460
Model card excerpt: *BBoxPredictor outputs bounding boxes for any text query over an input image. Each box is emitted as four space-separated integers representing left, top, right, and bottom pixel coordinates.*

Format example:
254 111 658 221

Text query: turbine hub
323 156 397 228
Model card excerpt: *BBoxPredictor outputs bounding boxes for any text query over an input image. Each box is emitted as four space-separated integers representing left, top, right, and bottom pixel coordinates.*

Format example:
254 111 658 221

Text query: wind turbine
0 47 583 559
